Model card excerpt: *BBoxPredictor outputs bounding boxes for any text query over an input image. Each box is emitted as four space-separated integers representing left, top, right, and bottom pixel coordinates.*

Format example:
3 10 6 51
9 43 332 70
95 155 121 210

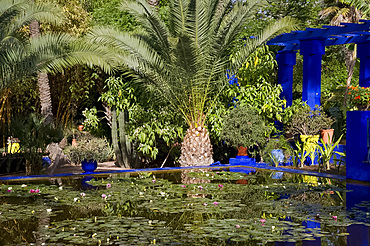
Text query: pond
0 168 369 245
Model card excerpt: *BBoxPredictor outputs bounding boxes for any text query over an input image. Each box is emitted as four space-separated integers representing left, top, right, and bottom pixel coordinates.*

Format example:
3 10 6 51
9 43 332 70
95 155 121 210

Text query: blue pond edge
0 158 346 181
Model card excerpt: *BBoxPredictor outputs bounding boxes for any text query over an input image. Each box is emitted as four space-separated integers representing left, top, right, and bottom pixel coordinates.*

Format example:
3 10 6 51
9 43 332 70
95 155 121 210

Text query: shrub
221 106 270 154
64 133 114 164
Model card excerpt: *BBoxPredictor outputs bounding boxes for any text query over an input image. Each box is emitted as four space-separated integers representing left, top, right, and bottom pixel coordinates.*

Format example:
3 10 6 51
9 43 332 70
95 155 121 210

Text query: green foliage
262 136 293 165
317 135 345 170
286 103 335 136
88 0 138 31
41 0 92 36
10 113 63 174
221 106 270 151
129 105 185 160
100 76 136 110
235 81 286 123
64 133 114 164
233 46 278 86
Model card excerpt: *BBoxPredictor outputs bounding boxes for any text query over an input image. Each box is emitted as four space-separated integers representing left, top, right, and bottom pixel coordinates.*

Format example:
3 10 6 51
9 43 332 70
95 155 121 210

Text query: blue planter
81 160 98 173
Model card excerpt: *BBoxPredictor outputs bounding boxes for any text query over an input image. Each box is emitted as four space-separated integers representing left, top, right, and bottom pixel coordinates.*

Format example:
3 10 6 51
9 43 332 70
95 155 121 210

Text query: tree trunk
344 46 357 107
147 0 159 7
179 126 214 166
29 20 53 124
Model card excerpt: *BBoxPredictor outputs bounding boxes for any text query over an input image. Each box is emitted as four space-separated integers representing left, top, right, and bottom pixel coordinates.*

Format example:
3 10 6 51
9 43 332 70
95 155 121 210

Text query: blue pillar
300 39 325 109
357 42 370 87
276 50 297 107
346 111 370 182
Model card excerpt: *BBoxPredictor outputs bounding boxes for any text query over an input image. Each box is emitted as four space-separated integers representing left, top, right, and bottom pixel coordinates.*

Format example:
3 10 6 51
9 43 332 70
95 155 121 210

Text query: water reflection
0 169 370 245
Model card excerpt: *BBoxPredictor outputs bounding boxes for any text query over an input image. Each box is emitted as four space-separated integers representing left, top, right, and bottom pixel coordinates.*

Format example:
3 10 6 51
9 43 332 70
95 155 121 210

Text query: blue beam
301 39 325 109
267 20 370 45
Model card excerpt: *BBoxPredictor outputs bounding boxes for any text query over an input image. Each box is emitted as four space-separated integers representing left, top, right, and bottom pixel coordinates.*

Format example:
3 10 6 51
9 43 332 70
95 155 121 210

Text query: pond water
0 168 369 245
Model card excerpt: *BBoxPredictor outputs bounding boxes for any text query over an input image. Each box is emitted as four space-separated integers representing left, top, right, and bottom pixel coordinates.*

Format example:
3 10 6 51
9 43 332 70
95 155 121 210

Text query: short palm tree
88 0 296 166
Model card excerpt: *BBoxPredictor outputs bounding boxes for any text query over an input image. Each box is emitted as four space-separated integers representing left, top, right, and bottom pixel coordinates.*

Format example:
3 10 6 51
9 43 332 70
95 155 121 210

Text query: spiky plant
88 0 296 166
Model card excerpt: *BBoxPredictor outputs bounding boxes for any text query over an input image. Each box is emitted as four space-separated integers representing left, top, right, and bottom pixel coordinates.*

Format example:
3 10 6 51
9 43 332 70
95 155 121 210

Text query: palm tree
88 0 296 166
319 0 365 104
0 0 118 117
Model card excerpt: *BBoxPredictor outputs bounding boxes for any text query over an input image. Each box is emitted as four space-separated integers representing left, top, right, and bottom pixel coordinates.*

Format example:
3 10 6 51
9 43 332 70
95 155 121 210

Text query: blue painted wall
346 111 370 182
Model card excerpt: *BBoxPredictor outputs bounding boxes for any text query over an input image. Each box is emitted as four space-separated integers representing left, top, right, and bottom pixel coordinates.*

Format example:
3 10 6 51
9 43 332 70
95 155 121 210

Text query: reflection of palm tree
88 0 296 166
319 0 364 105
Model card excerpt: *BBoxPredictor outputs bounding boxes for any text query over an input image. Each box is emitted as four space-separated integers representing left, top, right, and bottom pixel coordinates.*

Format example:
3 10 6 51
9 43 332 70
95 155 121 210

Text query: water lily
46 208 52 213
181 185 186 188
213 202 219 205
235 224 240 228
203 203 208 206
260 219 266 225
80 192 86 197
29 189 35 193
102 194 107 199
332 216 337 221
21 184 27 188
198 186 203 190
35 189 40 193
152 179 156 183
74 198 78 202
59 186 63 190
218 184 223 188
106 183 112 189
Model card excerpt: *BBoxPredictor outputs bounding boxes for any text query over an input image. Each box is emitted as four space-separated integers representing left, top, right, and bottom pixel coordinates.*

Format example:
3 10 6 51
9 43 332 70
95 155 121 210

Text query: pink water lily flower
213 202 219 205
106 183 112 189
29 189 35 193
152 179 156 183
203 203 208 206
198 186 203 190
102 194 107 199
218 184 223 188
80 193 86 197
260 219 266 225
235 224 241 228
181 185 186 188
332 216 337 221
35 189 40 193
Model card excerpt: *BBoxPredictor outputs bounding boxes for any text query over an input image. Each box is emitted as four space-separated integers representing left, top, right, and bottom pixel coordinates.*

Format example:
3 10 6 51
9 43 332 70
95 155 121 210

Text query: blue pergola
267 19 370 109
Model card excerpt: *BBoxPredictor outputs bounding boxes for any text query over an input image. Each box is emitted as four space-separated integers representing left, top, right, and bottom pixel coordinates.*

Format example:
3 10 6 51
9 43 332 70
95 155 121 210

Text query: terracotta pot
77 125 84 131
237 146 248 156
320 129 334 144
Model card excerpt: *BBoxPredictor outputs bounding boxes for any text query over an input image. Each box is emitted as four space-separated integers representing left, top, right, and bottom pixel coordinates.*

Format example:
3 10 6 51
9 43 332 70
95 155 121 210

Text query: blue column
357 42 370 87
276 50 297 107
300 39 325 109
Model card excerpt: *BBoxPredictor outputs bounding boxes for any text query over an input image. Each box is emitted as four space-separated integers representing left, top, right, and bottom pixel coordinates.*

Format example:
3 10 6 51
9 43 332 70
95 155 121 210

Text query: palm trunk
29 19 53 124
179 126 214 166
344 46 357 107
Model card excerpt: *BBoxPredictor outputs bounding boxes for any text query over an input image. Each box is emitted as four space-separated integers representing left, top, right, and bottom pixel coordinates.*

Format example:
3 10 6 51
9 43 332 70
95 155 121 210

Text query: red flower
354 96 361 100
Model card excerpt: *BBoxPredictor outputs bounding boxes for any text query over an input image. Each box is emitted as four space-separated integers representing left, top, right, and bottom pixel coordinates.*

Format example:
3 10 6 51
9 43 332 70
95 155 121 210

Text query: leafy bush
262 136 293 165
64 133 114 164
285 103 334 136
221 106 270 154
10 114 63 175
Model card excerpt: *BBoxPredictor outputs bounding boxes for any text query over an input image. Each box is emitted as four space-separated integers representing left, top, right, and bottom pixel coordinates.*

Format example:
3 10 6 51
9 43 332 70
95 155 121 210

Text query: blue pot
81 160 98 173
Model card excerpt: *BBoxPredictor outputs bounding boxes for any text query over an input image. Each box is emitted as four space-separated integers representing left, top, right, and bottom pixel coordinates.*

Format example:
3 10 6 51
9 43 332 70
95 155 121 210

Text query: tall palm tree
0 0 118 111
88 0 296 166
